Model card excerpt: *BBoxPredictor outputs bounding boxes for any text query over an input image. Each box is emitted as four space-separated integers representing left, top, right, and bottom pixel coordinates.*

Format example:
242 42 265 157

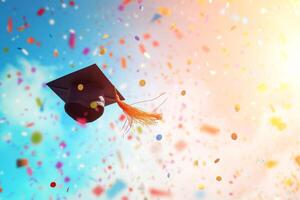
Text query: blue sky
0 0 162 199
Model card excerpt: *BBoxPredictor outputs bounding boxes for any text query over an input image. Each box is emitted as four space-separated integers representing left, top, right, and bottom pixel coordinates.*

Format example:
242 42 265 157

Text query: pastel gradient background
1 0 300 199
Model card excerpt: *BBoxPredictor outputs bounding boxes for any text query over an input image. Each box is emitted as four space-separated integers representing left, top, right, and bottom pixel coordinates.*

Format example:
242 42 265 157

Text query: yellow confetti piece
197 184 205 190
137 126 143 134
102 34 109 39
234 104 240 112
216 176 222 181
284 178 294 187
197 0 205 4
35 98 43 108
257 83 268 92
265 160 278 169
193 160 198 166
157 7 172 16
270 117 287 131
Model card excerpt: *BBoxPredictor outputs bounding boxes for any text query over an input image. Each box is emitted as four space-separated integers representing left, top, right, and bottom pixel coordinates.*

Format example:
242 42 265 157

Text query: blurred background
1 0 300 199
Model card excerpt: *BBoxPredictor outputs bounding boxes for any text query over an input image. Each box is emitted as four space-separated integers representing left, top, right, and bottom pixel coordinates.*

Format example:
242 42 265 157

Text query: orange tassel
115 90 162 127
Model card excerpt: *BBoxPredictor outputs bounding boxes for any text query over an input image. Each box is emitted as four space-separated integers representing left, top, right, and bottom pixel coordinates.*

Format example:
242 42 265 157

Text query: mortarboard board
47 64 162 127
47 64 125 123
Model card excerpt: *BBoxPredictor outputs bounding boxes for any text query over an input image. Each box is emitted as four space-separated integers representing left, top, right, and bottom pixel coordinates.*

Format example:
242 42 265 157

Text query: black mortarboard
47 64 125 123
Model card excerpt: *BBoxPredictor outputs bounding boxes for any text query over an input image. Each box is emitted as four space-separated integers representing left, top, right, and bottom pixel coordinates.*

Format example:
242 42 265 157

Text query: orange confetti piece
200 124 220 135
27 37 35 44
175 140 187 151
231 132 238 140
119 38 125 45
295 155 300 166
121 57 127 69
139 44 146 54
53 49 59 57
7 17 13 33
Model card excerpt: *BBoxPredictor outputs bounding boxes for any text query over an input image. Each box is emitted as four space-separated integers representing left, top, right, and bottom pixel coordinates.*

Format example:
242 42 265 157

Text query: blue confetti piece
156 134 162 141
106 179 126 199
151 13 162 22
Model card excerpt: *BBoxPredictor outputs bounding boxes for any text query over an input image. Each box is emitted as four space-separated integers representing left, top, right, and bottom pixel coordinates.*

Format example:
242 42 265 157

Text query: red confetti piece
0 187 3 193
119 114 126 121
7 17 13 33
50 181 56 188
143 33 151 40
149 188 171 197
152 40 160 47
69 30 76 49
25 122 35 128
118 0 132 11
92 185 104 196
37 8 46 16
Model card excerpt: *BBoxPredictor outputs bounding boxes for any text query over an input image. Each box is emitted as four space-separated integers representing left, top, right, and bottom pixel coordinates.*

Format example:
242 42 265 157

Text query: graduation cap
47 64 162 125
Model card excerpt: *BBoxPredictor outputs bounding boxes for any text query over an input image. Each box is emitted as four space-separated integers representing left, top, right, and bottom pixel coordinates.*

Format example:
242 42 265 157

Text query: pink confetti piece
37 8 46 16
26 167 33 176
69 29 76 49
82 47 90 55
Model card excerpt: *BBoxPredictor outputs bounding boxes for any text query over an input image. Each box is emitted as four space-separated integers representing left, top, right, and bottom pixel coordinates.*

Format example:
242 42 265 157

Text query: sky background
1 0 300 199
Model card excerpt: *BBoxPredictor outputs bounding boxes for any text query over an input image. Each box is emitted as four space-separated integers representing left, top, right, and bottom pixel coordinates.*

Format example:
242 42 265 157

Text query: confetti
7 17 12 33
295 155 300 167
216 176 222 181
37 8 46 16
121 57 127 69
156 134 162 141
16 159 28 168
200 124 220 135
231 132 238 140
82 48 90 55
69 29 76 49
265 160 278 169
31 131 43 145
270 117 287 131
139 79 146 87
50 182 56 188
234 104 240 112
53 49 59 57
27 37 35 44
106 180 126 198
93 185 104 196
149 188 171 197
